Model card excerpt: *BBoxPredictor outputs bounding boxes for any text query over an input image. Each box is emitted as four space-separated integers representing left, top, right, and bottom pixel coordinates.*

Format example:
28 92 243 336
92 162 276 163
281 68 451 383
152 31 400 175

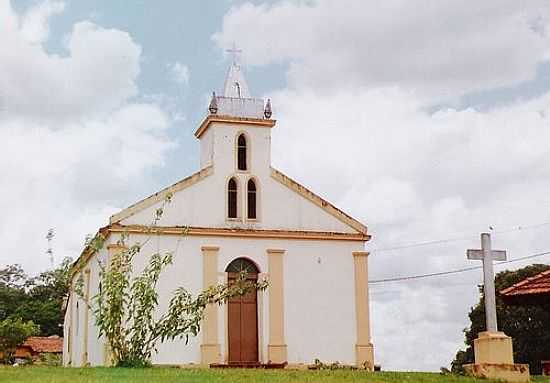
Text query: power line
369 235 471 252
368 250 550 284
368 221 550 253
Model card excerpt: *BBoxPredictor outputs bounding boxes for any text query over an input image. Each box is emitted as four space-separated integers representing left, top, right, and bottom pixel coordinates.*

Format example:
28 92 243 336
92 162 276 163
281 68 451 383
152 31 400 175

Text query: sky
2 0 550 372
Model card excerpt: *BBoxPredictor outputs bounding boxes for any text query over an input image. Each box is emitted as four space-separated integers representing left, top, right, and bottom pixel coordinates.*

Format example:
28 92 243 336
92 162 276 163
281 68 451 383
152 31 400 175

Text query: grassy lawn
1 367 550 383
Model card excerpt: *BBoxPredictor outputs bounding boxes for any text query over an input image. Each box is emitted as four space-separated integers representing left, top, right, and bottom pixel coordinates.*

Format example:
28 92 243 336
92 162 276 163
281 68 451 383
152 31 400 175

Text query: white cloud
20 0 65 44
0 1 173 274
214 0 550 100
0 17 141 121
168 61 190 85
268 86 550 370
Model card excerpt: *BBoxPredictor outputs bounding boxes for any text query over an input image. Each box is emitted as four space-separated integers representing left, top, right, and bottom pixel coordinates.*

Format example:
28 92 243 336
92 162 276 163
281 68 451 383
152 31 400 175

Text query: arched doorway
226 258 259 365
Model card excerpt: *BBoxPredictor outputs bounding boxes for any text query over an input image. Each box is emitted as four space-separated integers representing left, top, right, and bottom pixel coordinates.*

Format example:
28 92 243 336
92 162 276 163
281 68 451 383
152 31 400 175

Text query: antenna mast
46 228 55 267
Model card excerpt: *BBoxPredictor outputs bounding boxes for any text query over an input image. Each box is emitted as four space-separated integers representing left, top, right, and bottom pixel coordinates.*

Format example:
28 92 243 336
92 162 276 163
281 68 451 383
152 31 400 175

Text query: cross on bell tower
223 43 249 98
226 42 242 67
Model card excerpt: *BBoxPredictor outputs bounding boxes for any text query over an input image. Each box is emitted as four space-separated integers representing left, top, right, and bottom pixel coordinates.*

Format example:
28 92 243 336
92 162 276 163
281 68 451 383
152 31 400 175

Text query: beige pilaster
102 244 126 366
200 245 221 366
81 269 91 366
352 251 374 370
267 249 287 364
66 296 73 366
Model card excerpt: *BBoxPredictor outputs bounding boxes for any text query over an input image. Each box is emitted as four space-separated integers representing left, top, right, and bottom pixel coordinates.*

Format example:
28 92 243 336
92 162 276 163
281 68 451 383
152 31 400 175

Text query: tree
0 317 39 363
9 258 72 336
0 258 72 336
0 265 28 321
452 263 550 375
0 264 27 288
77 195 268 367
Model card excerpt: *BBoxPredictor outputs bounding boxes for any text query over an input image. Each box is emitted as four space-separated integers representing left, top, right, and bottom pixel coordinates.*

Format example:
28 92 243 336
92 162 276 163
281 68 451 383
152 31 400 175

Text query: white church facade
63 60 374 369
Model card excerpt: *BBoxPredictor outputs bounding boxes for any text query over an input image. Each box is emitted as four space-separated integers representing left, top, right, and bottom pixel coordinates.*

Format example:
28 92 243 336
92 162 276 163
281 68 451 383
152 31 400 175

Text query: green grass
1 367 550 383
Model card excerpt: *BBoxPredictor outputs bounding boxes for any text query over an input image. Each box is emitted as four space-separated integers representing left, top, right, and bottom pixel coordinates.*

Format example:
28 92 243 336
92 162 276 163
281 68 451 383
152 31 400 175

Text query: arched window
247 179 257 219
225 257 259 274
228 178 238 218
237 134 247 171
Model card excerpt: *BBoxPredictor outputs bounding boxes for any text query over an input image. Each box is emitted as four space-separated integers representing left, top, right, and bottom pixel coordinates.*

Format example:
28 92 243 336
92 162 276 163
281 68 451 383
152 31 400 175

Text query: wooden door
228 273 258 364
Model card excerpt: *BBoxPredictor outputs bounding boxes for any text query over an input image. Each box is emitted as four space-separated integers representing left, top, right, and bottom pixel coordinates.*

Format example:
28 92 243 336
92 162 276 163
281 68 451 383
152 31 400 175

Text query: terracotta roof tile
21 336 63 353
500 269 550 297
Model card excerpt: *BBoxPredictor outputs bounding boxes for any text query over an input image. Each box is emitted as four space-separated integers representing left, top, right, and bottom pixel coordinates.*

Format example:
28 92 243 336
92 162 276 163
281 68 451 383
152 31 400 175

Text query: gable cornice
110 165 214 224
109 224 370 241
68 225 110 281
270 167 369 235
194 115 276 139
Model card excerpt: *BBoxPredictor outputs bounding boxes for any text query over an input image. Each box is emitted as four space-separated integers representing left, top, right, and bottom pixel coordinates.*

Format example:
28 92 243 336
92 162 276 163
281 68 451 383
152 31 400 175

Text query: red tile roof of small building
500 269 550 297
21 336 63 353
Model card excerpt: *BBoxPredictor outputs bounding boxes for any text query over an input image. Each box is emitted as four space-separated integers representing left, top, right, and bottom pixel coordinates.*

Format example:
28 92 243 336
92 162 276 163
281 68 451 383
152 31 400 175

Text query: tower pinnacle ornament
208 92 218 114
264 99 272 119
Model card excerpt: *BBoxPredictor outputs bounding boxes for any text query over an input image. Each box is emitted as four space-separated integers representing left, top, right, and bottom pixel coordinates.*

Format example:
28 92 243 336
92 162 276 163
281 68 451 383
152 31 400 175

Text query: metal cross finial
226 42 242 66
467 233 506 333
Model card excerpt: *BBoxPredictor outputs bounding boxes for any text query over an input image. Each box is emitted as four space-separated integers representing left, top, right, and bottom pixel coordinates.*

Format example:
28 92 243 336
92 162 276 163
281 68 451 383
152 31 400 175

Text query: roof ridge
500 268 550 295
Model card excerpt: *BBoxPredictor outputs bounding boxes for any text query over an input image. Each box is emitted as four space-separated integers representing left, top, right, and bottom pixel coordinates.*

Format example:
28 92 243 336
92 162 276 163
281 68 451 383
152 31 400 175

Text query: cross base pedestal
464 332 530 383
474 331 513 364
464 363 530 383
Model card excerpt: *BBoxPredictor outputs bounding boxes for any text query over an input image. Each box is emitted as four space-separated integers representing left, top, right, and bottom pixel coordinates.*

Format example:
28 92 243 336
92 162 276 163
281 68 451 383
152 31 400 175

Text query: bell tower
194 46 275 222
195 47 275 173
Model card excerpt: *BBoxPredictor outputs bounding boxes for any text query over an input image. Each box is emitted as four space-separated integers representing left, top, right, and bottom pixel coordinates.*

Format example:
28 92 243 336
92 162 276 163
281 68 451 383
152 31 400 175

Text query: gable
110 165 213 224
111 163 367 237
269 167 368 235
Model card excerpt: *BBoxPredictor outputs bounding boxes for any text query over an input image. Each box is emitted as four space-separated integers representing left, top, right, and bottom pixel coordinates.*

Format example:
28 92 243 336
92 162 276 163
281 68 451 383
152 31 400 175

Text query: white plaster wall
66 233 364 366
121 121 354 234
62 296 71 366
67 274 82 365
86 252 105 366
199 128 214 168
283 240 359 365
63 247 107 367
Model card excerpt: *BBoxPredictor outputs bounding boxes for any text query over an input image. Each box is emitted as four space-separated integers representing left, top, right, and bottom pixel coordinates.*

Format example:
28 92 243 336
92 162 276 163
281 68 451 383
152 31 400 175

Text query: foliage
79 194 268 367
2 367 538 383
0 265 28 321
310 358 356 370
0 317 39 363
452 263 550 375
0 258 72 337
37 352 62 366
0 264 27 288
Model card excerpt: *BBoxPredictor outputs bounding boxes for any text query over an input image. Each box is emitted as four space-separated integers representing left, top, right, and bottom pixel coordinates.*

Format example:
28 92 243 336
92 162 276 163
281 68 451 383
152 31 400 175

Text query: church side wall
62 296 71 366
86 252 105 366
63 248 107 367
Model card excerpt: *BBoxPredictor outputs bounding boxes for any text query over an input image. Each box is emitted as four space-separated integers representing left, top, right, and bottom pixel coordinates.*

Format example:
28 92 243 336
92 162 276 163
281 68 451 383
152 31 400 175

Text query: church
63 58 374 369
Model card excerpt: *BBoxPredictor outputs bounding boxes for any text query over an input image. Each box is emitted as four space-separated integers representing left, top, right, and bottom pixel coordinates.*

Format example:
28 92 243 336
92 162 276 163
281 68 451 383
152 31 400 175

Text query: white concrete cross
467 233 506 333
